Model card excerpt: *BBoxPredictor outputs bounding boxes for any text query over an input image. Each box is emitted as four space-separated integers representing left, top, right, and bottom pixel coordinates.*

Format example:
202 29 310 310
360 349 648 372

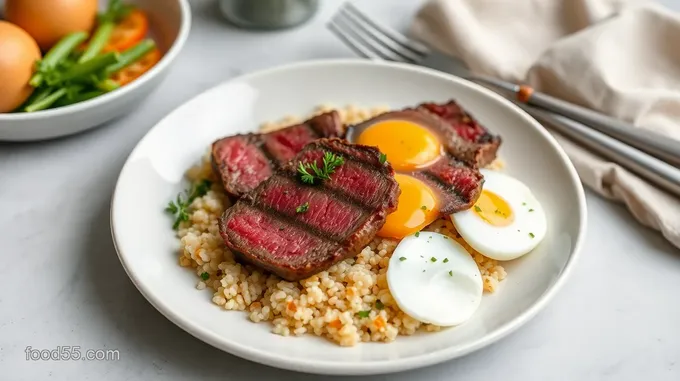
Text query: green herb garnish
399 257 407 261
375 300 385 310
165 179 212 229
474 205 482 213
200 272 209 281
448 270 453 277
296 202 310 213
430 257 437 262
421 205 427 211
529 209 534 212
357 310 370 318
522 202 527 206
379 153 387 164
415 231 420 237
529 232 535 238
443 258 449 263
297 151 345 184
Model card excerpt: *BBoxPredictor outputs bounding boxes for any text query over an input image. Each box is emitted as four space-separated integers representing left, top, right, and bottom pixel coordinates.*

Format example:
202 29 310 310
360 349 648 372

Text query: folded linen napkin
411 0 680 248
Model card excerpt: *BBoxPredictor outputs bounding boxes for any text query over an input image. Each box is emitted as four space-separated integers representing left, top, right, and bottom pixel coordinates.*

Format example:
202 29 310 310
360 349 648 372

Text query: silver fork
327 2 680 198
328 3 680 168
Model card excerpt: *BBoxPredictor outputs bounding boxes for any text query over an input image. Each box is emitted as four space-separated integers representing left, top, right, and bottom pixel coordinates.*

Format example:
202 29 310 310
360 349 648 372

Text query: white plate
111 60 587 375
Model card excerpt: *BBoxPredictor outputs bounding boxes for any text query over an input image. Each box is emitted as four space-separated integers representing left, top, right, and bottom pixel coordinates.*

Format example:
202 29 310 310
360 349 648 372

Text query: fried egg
450 169 547 261
355 119 442 171
350 118 445 239
387 232 483 326
379 174 439 239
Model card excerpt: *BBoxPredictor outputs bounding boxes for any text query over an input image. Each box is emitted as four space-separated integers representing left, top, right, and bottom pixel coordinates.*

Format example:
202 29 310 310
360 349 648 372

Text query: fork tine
329 17 409 62
344 3 430 56
328 21 381 60
336 7 422 63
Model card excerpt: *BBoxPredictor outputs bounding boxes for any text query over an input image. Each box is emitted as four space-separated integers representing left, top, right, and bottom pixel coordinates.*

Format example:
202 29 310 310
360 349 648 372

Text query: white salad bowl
111 60 587 375
0 0 191 142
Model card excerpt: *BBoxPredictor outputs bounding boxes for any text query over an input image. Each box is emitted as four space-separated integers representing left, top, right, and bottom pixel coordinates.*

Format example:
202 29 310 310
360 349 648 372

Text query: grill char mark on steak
411 156 484 214
419 101 501 167
211 111 344 198
219 138 400 281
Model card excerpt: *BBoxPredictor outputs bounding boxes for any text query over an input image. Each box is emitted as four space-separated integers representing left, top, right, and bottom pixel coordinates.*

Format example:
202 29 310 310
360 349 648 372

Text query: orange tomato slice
110 48 161 86
104 9 149 52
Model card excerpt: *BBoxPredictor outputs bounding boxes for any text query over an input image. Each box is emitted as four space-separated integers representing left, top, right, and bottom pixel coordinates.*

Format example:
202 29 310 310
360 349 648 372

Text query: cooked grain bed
178 105 507 346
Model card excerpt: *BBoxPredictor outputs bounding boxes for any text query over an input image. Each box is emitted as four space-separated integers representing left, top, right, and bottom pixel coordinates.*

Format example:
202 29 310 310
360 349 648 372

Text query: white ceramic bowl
0 0 191 141
111 60 587 375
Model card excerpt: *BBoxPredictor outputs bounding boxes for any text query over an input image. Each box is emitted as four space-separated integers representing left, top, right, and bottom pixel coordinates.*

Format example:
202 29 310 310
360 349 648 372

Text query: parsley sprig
298 151 345 185
165 179 212 229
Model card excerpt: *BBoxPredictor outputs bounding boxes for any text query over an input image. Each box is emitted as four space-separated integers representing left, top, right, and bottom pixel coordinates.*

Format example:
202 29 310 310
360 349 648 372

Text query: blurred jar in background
219 0 320 29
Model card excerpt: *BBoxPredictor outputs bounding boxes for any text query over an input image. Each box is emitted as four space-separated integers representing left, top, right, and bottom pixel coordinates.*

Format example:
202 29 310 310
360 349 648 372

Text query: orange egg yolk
472 190 514 227
378 174 440 239
357 120 441 171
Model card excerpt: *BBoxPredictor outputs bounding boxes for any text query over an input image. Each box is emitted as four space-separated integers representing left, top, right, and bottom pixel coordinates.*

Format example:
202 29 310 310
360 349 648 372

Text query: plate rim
110 58 588 375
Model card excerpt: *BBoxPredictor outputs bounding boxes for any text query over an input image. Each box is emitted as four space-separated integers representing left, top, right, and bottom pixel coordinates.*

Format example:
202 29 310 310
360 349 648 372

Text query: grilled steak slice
410 156 484 214
211 111 344 197
219 138 400 281
419 101 501 167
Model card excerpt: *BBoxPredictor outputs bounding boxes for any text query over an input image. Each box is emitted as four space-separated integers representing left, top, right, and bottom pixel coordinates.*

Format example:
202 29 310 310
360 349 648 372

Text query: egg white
387 232 483 326
450 169 547 261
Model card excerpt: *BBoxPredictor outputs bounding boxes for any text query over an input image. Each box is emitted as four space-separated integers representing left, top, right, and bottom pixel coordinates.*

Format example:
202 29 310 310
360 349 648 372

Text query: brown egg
5 0 98 51
0 21 42 113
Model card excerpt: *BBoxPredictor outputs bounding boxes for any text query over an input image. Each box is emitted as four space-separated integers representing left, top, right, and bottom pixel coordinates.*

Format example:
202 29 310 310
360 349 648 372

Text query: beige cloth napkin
411 0 680 249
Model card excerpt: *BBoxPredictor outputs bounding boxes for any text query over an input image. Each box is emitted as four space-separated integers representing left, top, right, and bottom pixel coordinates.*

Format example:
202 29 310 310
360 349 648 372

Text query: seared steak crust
419 101 501 167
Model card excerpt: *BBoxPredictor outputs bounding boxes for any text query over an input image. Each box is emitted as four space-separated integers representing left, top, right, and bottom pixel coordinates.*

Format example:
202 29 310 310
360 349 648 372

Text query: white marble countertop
1 0 680 380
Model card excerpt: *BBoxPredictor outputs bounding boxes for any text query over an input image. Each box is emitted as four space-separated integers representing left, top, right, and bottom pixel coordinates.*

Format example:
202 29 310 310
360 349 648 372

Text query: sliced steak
219 138 400 281
410 156 484 214
419 100 501 167
348 105 487 214
211 111 344 197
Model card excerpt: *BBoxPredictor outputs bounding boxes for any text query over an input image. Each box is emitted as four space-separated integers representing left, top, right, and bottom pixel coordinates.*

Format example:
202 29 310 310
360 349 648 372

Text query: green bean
105 40 155 75
97 79 121 92
29 32 89 87
78 23 115 63
24 88 68 112
50 53 119 85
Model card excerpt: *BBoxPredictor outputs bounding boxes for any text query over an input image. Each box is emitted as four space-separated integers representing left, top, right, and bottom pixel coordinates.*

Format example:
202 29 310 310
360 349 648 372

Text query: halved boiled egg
387 232 483 326
378 174 439 239
451 169 547 261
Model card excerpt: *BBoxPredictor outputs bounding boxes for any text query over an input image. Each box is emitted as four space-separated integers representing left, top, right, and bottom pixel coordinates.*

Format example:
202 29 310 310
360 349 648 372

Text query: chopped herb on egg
421 205 427 210
448 270 453 277
296 202 309 213
379 153 387 164
399 256 407 261
200 272 209 280
430 257 437 262
443 258 449 263
474 205 482 213
422 270 426 273
522 202 527 206
357 310 370 318
375 300 385 310
529 232 535 238
415 231 420 237
529 209 534 212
